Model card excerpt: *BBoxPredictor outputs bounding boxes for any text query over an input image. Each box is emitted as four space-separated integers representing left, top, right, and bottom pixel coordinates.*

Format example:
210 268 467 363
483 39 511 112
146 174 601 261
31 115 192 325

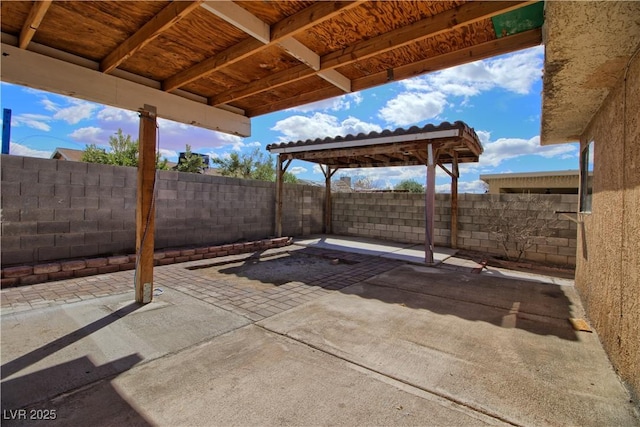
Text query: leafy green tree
394 179 424 193
212 148 297 183
107 128 138 167
80 128 169 170
176 144 205 173
81 144 109 164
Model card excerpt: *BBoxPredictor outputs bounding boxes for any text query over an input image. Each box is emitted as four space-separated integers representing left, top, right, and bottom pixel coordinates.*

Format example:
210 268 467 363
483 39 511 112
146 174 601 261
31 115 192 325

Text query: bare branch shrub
478 194 559 262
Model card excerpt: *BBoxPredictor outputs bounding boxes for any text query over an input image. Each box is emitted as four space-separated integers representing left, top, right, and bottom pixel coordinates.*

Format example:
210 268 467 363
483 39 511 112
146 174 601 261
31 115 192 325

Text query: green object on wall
492 2 544 38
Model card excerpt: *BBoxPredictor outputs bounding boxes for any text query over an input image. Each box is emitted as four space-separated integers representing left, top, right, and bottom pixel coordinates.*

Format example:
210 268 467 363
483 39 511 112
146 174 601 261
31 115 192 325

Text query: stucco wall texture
578 50 640 400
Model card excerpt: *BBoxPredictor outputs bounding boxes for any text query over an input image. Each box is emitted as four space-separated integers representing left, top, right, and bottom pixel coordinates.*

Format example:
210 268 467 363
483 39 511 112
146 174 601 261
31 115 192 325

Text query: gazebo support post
425 144 435 265
135 104 157 304
325 166 332 233
320 165 339 234
451 151 459 249
275 155 291 237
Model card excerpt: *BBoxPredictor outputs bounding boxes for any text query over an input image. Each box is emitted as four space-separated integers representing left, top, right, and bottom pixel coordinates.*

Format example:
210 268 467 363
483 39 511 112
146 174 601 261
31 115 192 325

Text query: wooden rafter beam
19 0 52 49
211 1 535 107
247 28 542 115
322 1 534 69
101 1 202 73
164 1 359 92
438 163 454 177
271 1 361 40
245 84 344 117
353 28 542 91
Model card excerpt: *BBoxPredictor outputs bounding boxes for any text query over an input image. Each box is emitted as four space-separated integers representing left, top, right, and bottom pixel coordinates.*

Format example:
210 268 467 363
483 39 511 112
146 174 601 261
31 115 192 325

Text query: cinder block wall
333 192 578 265
331 192 451 246
0 155 324 266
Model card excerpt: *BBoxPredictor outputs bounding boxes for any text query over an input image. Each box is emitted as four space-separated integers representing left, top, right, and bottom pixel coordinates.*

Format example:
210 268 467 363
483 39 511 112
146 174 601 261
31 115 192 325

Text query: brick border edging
0 237 293 288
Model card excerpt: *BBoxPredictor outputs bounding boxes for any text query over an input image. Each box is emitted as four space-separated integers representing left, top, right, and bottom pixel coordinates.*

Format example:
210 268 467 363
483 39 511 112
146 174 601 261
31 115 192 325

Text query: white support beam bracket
201 1 270 44
1 43 250 137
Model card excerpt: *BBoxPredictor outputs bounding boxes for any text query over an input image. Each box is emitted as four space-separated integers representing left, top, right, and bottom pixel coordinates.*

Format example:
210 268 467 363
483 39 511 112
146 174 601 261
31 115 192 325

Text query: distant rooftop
51 147 83 162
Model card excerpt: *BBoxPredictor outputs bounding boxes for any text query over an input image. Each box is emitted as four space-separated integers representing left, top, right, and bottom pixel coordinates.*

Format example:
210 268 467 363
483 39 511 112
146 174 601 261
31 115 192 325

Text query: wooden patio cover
0 0 540 300
267 121 483 264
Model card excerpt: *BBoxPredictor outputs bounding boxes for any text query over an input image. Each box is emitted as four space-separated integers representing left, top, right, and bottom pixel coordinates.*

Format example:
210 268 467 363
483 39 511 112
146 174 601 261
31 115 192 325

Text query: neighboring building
51 147 83 161
540 2 640 400
50 146 221 175
480 170 593 194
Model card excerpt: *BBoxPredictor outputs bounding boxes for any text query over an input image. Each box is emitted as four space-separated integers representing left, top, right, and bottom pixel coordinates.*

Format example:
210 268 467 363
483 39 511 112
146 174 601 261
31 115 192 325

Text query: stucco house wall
577 51 639 397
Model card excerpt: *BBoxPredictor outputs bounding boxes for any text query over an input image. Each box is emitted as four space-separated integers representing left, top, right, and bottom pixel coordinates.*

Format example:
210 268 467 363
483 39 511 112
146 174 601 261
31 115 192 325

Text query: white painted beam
278 37 351 93
277 37 320 70
201 1 270 44
318 69 351 92
200 1 351 95
0 43 250 136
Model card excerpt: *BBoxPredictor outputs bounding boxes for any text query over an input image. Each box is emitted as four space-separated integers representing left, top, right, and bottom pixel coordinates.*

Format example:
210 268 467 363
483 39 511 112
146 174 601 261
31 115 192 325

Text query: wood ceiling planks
0 0 543 124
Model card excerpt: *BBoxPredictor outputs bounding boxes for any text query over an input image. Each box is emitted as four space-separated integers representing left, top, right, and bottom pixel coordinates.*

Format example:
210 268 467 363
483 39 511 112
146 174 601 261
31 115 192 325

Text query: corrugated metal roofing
267 121 480 152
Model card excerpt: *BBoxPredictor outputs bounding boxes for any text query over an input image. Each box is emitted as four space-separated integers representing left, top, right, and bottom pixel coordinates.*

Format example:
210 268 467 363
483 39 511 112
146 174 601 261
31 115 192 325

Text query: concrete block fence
2 154 577 285
1 154 324 267
332 192 578 266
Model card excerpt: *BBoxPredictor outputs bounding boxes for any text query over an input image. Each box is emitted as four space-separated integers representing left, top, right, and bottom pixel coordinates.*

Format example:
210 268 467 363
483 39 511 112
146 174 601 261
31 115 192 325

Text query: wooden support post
135 104 157 304
425 144 435 265
275 155 284 237
451 151 459 249
324 166 332 234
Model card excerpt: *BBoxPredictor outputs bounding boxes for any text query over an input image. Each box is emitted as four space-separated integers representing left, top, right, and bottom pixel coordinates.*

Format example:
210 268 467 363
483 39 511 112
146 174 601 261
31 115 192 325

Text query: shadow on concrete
1 303 141 379
353 265 579 341
1 354 142 412
1 355 151 427
214 248 356 287
205 248 578 340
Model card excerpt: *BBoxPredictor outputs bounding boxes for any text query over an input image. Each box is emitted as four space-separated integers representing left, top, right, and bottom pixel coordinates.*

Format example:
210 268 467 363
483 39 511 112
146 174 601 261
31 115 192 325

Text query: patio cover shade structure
0 1 543 127
0 0 540 299
267 121 483 264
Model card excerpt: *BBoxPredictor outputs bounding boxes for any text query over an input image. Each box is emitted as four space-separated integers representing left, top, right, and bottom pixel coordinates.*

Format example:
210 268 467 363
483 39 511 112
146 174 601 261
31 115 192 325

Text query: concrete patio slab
259 264 639 427
1 288 250 411
1 244 637 426
294 234 457 265
10 325 509 427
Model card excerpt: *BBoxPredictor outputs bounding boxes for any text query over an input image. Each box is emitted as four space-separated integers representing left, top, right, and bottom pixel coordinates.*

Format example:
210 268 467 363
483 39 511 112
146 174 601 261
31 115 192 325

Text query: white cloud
480 135 578 168
98 106 139 123
272 112 381 142
289 93 364 113
41 99 58 113
378 46 544 127
53 103 96 125
378 92 448 126
42 97 96 124
9 142 51 158
224 138 261 152
68 127 104 145
403 46 543 98
12 114 51 132
289 166 308 175
159 148 178 159
436 180 487 194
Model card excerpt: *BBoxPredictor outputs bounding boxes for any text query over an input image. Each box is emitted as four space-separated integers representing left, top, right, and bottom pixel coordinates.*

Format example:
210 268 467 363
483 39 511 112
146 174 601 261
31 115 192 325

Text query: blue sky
0 45 578 193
